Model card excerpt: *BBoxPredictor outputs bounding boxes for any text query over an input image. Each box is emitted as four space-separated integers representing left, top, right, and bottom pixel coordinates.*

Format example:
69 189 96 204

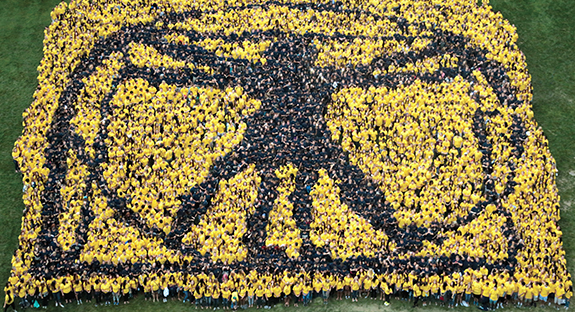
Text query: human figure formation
5 0 571 311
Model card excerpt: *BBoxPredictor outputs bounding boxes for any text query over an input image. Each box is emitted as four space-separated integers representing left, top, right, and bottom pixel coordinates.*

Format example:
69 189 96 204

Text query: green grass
0 0 574 311
489 0 575 276
0 0 64 289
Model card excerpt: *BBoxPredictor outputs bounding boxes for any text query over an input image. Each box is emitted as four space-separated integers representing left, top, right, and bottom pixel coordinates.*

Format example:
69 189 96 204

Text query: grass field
0 0 573 311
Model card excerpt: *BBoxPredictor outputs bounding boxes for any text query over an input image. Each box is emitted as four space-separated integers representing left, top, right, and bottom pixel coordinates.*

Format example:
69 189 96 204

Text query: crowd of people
5 0 572 311
4 268 574 310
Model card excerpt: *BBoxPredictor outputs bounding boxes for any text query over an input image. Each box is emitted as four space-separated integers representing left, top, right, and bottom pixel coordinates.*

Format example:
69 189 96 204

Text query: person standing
3 285 17 312
413 281 422 308
231 289 239 310
49 280 64 308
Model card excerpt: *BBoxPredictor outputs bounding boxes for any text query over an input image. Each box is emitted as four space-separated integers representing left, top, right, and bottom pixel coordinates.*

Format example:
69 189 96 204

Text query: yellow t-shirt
413 284 422 297
5 293 14 305
541 285 551 297
352 280 360 291
525 287 534 300
62 281 73 294
222 289 231 299
151 279 160 292
481 284 491 297
255 288 265 297
293 284 302 296
273 285 282 298
112 283 121 293
489 288 499 301
73 280 83 293
101 281 111 293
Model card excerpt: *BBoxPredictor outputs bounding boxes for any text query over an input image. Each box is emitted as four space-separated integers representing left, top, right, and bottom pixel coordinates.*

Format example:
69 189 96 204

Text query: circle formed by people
7 0 572 309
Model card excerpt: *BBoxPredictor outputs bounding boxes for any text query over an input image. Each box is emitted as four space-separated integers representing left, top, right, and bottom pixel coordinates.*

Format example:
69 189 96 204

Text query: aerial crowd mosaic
5 0 572 308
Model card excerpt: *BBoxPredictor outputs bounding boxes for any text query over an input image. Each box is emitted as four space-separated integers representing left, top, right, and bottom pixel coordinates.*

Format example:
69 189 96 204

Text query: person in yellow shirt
270 281 282 306
222 287 231 310
255 284 265 309
3 285 16 312
489 284 499 310
112 280 121 305
101 278 112 306
335 276 344 301
16 283 26 308
463 281 473 307
412 281 422 307
364 275 376 300
447 282 456 308
150 277 160 303
517 280 527 307
533 282 541 306
39 280 50 308
540 282 551 304
380 277 392 306
61 278 73 304
122 279 131 304
565 285 572 309
182 276 191 304
73 277 83 305
212 282 221 309
292 280 302 307
554 283 565 307
322 277 332 304
344 274 352 300
282 283 291 307
351 276 360 302
247 283 255 308
204 281 213 309
231 289 239 310
238 285 247 308
140 276 150 302
303 282 312 306
92 277 102 306
524 282 535 307
480 280 491 309
50 280 64 308
264 284 272 308
430 276 440 305
194 282 204 309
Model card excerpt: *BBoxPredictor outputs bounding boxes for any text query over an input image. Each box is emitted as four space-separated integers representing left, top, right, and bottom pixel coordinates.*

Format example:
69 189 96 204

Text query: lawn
0 0 573 311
